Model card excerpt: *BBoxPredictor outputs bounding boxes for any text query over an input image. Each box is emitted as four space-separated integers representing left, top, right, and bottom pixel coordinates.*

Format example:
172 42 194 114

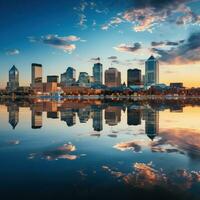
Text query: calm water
0 99 200 200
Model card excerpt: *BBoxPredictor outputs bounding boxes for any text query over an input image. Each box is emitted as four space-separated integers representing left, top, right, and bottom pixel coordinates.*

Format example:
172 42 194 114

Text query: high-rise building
127 69 142 87
47 75 59 83
105 68 121 87
78 72 90 87
61 67 76 86
31 63 42 85
145 55 159 87
93 62 103 84
7 65 19 92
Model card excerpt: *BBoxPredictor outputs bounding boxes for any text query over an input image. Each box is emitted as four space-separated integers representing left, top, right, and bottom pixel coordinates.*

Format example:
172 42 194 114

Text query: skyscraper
31 63 42 85
105 68 121 87
61 67 76 86
145 55 159 87
127 68 142 87
7 65 19 92
93 62 103 84
78 72 90 87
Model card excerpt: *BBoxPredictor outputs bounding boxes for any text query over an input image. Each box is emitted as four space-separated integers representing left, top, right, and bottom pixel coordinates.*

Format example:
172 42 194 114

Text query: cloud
103 0 200 32
114 43 141 53
108 56 118 60
101 17 123 30
151 40 185 47
90 57 100 61
151 31 200 64
28 34 81 54
65 35 81 42
6 49 20 55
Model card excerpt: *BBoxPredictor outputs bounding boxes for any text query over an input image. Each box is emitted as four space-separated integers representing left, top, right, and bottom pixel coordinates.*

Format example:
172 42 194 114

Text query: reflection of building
93 62 103 84
8 103 19 129
78 107 91 123
93 108 103 131
47 75 59 83
127 69 141 87
105 106 121 126
61 109 76 127
127 108 141 125
31 63 42 85
145 55 159 87
61 67 76 86
31 110 42 129
7 65 19 92
105 68 121 87
47 112 59 119
143 108 159 140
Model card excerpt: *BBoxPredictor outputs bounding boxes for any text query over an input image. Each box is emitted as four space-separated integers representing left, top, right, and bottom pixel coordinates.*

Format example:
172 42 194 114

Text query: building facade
61 67 76 86
105 68 121 87
93 62 103 84
31 63 42 85
47 75 59 83
145 55 159 88
7 65 19 92
127 68 142 87
78 72 90 87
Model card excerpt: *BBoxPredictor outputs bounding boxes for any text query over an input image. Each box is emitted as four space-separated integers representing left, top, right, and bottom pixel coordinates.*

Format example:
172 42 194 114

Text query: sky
0 0 200 88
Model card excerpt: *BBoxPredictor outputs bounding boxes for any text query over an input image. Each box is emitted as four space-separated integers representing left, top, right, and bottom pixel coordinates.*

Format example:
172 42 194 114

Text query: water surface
0 99 200 200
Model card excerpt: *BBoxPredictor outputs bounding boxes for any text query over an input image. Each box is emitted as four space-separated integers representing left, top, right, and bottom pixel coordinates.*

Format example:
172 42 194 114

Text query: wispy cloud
114 43 141 53
102 0 200 32
6 49 20 55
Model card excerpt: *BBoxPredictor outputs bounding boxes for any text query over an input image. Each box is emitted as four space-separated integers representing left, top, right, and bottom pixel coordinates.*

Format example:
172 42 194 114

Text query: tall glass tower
93 62 103 85
145 55 159 87
7 65 19 91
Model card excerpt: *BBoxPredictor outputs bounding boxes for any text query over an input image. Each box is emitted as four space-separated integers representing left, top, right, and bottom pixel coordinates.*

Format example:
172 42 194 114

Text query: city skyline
0 0 200 88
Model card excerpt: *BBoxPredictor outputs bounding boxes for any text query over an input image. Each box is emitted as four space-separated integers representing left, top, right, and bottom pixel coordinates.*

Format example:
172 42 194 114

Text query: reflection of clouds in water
28 143 83 161
155 128 200 159
0 140 20 148
113 139 151 152
113 128 200 158
102 162 200 191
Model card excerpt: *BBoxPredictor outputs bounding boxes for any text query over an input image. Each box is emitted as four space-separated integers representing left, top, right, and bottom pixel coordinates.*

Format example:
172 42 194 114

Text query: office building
127 68 142 87
31 63 42 85
7 65 19 92
105 68 121 87
93 62 103 84
145 55 159 87
61 67 76 86
78 72 90 87
47 75 59 83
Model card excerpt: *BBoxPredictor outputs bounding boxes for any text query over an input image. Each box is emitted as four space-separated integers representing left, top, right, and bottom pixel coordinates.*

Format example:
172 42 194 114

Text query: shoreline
1 95 200 100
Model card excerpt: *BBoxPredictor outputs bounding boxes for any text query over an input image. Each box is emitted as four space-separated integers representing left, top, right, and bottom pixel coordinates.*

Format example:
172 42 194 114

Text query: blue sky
0 0 200 88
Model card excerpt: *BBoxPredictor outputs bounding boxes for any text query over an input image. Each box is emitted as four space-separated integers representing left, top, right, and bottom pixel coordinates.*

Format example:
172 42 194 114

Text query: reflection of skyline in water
1 99 200 200
3 100 161 140
3 99 200 138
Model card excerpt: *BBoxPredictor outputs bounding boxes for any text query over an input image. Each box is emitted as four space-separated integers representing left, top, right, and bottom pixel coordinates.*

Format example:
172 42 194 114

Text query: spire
9 65 18 72
148 55 155 60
